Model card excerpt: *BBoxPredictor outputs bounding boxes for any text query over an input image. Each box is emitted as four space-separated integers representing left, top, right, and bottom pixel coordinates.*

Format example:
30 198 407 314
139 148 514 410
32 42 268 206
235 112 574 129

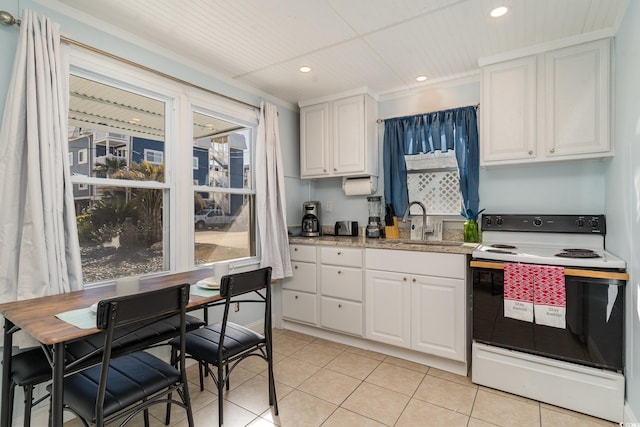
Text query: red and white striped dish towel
503 263 534 322
532 265 566 329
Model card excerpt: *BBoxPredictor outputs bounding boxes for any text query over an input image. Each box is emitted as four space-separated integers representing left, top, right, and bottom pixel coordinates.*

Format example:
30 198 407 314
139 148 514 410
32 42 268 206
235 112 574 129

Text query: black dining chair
56 284 195 427
7 294 206 427
168 267 278 427
7 347 51 426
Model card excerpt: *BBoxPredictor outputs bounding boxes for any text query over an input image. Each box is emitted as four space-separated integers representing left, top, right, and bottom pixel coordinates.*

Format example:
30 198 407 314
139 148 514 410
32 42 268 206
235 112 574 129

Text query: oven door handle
470 260 628 281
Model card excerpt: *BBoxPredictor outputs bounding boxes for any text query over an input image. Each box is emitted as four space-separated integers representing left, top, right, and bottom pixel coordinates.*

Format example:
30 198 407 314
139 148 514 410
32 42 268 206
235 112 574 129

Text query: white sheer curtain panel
0 10 83 344
256 101 292 280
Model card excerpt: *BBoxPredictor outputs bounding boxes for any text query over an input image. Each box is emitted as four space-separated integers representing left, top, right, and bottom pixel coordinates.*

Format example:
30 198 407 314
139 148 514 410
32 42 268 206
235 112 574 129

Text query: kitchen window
192 110 255 265
68 48 259 285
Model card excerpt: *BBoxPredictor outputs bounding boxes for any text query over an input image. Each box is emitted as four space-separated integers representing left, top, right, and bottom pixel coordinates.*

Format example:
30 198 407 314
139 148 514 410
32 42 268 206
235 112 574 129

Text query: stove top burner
486 249 517 254
555 249 601 259
490 244 517 249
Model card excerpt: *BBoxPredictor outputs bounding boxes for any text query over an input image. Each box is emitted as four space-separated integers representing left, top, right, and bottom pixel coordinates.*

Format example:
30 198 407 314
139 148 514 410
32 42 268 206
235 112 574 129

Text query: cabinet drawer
365 249 465 279
320 297 362 336
290 244 316 262
320 247 362 267
320 265 363 301
282 261 316 293
282 290 317 325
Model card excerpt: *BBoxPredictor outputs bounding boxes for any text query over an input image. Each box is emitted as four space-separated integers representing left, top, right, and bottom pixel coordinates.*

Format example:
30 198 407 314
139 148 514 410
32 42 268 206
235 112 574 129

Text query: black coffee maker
301 201 321 237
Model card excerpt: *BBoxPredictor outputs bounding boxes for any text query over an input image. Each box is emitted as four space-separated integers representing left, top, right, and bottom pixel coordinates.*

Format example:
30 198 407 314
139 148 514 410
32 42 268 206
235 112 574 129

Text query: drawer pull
295 295 298 299
294 248 298 251
337 270 341 274
412 278 416 283
294 265 298 269
338 304 342 308
337 251 342 255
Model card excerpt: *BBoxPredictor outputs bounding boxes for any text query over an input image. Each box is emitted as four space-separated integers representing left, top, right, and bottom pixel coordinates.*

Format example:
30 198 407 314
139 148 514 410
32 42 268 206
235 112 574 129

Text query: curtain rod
377 103 479 124
0 10 260 111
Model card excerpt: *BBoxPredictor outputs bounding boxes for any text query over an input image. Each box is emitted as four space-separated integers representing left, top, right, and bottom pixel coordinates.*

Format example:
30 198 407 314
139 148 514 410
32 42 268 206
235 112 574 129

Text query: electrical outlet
326 200 333 212
234 302 240 312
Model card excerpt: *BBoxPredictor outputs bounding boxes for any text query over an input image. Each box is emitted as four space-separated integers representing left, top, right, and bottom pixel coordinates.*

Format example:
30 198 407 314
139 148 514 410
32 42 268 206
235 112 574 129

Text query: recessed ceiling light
299 66 312 73
490 6 508 18
416 75 428 82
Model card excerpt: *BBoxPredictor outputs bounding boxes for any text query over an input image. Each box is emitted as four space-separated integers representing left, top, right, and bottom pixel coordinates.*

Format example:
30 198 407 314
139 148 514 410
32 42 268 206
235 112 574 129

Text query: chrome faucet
401 201 428 240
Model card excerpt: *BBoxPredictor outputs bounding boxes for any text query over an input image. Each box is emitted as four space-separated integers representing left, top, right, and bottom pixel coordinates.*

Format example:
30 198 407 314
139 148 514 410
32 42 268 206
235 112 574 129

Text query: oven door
471 260 626 372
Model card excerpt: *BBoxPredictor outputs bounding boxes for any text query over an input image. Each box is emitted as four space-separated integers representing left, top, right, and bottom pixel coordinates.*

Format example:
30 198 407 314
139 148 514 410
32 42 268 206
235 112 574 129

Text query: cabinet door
332 95 365 174
481 56 537 164
365 270 411 348
411 275 465 361
545 39 610 158
300 103 330 177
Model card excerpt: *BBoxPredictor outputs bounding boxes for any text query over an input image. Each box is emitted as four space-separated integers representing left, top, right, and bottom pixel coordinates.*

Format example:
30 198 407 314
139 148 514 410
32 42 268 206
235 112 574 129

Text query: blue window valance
383 105 480 220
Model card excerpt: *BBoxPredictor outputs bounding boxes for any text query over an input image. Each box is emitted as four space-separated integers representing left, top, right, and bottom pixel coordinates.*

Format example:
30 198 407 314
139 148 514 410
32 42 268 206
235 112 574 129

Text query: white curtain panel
0 10 83 344
256 102 292 280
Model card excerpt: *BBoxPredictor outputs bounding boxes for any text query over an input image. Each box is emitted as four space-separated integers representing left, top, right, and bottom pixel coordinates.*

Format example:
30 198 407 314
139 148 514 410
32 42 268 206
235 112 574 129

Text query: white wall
608 0 640 420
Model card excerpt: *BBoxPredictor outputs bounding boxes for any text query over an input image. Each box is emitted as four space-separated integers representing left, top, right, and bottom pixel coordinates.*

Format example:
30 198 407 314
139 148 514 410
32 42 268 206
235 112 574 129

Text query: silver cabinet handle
528 150 533 155
550 148 555 153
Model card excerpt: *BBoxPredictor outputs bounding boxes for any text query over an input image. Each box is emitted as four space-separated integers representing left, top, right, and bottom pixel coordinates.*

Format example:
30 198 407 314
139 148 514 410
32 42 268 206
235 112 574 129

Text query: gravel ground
80 243 163 283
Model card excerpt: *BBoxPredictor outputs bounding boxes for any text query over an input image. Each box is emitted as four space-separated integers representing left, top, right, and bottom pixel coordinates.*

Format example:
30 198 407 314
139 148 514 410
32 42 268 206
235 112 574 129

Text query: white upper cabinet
544 40 611 158
481 38 612 166
481 56 537 163
300 93 378 178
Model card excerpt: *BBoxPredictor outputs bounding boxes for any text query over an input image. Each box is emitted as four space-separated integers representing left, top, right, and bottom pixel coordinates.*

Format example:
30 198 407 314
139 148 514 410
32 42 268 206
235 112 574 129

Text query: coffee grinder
366 196 383 238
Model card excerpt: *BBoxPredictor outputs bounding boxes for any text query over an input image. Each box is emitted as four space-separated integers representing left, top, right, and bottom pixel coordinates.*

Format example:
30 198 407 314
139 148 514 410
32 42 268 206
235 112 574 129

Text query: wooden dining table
0 268 219 427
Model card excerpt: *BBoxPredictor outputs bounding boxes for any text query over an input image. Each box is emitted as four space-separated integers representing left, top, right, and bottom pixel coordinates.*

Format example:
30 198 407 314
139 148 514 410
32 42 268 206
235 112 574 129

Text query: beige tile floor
65 328 618 427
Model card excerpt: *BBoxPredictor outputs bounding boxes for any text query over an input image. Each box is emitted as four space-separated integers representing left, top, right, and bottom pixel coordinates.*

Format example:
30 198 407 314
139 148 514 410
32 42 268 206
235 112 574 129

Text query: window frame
190 103 258 268
77 148 88 164
144 148 164 165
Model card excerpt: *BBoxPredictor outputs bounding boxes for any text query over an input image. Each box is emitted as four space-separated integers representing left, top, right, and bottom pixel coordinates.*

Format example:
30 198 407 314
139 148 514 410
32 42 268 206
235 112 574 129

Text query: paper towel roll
342 176 378 196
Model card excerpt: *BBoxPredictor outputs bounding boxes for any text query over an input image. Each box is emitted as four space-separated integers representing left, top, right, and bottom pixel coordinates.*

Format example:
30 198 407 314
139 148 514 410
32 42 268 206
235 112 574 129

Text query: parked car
194 208 235 230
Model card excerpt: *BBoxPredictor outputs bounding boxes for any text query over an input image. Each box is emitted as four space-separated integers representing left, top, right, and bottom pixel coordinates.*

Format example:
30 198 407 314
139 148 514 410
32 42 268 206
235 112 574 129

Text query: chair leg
225 364 230 391
218 364 224 427
23 385 33 427
198 362 205 392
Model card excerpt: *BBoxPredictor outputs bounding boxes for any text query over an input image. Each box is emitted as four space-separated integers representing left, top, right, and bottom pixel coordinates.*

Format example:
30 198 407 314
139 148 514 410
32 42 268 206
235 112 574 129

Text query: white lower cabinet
365 270 411 347
282 245 468 364
365 249 467 362
411 274 465 361
319 247 364 336
282 244 317 325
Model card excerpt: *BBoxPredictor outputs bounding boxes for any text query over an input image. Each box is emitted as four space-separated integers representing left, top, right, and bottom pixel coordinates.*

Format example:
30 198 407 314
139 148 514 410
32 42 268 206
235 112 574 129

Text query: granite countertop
288 235 478 255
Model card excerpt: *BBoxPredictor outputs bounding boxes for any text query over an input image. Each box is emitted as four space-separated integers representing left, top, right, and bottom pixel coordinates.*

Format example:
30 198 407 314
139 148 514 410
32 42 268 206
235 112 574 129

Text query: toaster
334 221 359 236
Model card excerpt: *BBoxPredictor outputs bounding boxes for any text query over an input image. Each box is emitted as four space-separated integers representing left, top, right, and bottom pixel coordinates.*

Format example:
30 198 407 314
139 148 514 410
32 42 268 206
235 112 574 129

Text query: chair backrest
96 284 189 330
92 284 190 421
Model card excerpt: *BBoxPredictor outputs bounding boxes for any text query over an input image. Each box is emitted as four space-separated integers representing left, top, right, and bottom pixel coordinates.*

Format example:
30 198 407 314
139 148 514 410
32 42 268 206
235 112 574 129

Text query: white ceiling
57 0 629 106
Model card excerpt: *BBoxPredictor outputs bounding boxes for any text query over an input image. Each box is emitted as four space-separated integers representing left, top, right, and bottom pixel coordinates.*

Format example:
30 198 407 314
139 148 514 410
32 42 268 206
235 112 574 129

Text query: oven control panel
481 214 606 234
